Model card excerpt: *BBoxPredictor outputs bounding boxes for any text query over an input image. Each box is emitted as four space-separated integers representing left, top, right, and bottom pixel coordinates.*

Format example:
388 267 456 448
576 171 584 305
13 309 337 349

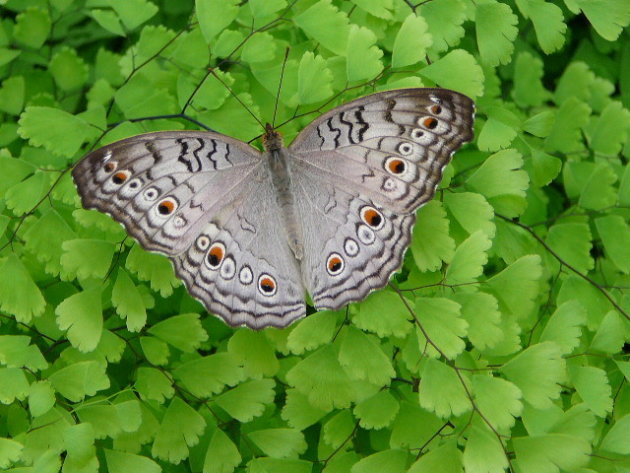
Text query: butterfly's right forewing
73 131 306 329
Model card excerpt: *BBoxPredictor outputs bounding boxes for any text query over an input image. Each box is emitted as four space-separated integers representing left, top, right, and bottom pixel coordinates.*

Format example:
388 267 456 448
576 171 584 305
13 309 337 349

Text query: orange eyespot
326 253 344 275
157 198 176 215
104 162 116 172
423 117 438 129
387 158 406 175
112 171 129 184
258 274 277 296
431 105 442 114
207 243 225 268
361 207 384 229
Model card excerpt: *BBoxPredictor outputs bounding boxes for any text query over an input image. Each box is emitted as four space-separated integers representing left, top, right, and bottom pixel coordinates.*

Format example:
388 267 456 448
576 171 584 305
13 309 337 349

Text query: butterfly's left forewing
289 88 474 310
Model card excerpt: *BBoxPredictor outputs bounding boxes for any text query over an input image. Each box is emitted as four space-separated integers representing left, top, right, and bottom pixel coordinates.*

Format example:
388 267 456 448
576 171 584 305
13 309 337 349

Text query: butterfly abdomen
267 149 304 260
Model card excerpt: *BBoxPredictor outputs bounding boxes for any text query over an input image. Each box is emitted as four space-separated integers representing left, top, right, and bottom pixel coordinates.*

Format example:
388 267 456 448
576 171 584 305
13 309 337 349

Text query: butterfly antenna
271 47 290 129
208 67 265 129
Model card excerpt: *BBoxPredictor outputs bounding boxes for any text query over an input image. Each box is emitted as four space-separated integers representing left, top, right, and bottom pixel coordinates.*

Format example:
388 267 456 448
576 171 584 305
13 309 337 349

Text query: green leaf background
1 0 629 472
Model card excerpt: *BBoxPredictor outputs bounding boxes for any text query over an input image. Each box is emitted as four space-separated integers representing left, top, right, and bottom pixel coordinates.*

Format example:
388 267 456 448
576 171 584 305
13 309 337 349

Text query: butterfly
72 88 474 329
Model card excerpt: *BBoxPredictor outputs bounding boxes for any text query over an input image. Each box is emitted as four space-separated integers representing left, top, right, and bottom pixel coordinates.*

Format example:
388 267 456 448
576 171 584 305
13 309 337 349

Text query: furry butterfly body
73 88 474 329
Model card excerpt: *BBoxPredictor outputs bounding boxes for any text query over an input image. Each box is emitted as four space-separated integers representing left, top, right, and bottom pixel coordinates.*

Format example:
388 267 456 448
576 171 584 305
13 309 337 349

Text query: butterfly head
262 123 284 152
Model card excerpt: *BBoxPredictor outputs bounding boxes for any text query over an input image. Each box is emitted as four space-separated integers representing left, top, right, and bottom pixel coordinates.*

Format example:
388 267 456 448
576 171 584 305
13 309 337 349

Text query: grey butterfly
73 88 474 329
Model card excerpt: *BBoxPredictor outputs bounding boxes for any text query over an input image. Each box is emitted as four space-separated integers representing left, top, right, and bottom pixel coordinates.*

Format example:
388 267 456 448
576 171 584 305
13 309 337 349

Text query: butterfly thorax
262 123 284 152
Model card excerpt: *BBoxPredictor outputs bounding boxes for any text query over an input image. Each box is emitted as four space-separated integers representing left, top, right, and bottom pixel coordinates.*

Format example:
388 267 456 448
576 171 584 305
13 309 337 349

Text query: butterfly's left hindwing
289 88 474 310
72 131 306 329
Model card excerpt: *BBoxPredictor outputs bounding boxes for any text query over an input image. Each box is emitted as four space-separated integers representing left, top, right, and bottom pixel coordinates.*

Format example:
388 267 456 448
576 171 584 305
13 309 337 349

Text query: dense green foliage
0 0 629 472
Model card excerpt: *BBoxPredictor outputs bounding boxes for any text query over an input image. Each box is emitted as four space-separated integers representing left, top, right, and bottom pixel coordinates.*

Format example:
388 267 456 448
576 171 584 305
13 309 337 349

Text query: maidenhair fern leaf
539 300 586 355
411 201 455 272
227 330 279 378
214 379 275 422
443 192 496 238
568 365 612 418
408 441 462 473
600 413 630 454
454 292 503 351
419 49 484 98
203 428 241 473
346 25 383 82
294 0 350 56
0 438 23 469
48 360 110 402
513 433 590 473
55 287 103 352
281 389 328 430
338 326 395 385
247 428 307 459
134 367 174 403
466 149 529 217
286 345 356 411
61 239 116 280
125 244 180 297
148 313 208 352
545 222 594 274
104 449 161 473
500 342 565 408
515 0 567 53
350 449 408 473
462 421 508 473
0 254 45 322
354 291 413 339
286 310 338 355
418 358 472 418
173 353 245 397
151 397 206 464
475 2 518 66
415 297 467 360
195 0 239 42
595 215 630 273
445 231 491 285
472 375 523 430
28 380 55 417
0 368 30 404
353 390 399 430
391 14 432 68
567 0 630 41
297 52 334 104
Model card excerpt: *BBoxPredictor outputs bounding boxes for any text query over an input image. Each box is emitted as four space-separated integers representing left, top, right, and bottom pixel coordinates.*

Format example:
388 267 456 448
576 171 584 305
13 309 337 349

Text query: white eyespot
103 150 113 161
344 238 359 257
144 187 159 201
411 128 425 141
360 206 384 230
382 177 398 192
239 266 253 285
398 142 413 156
220 257 236 280
111 170 131 185
384 157 407 176
326 253 345 276
196 235 210 251
258 274 277 296
206 242 225 269
173 215 186 227
126 178 142 190
357 224 376 245
429 94 441 104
